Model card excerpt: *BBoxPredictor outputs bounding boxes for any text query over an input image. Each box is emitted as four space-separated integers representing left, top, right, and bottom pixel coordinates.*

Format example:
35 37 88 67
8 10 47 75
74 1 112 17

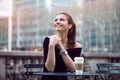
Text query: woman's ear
69 24 72 29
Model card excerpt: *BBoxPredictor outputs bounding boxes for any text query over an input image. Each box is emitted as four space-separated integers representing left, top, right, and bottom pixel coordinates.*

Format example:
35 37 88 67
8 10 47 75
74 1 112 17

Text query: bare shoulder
47 35 55 38
75 42 82 48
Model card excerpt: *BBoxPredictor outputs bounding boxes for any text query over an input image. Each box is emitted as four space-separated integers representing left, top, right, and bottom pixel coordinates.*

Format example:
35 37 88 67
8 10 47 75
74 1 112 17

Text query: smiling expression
54 14 72 32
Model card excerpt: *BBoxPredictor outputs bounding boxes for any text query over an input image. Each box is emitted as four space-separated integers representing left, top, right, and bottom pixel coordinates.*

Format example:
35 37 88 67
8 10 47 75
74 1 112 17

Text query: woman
41 12 82 80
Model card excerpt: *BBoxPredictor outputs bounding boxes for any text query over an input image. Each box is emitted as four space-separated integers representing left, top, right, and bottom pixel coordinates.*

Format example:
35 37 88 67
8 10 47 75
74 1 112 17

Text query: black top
41 37 82 80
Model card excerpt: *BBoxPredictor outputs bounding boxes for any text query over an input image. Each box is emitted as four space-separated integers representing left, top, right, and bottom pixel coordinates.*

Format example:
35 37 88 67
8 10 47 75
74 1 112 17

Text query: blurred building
0 18 8 50
83 0 120 53
12 0 83 51
0 0 120 53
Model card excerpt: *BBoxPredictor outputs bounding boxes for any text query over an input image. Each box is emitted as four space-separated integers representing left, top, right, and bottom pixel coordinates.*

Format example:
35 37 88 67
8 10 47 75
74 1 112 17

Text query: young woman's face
54 14 72 32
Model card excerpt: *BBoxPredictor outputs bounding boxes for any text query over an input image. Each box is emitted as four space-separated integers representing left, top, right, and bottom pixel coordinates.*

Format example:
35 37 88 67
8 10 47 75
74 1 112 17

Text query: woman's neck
56 32 68 44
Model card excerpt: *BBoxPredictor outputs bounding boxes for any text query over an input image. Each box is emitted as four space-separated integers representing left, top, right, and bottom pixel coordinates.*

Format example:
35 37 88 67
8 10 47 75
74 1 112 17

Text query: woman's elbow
45 63 55 72
70 68 75 73
47 68 54 72
69 65 76 73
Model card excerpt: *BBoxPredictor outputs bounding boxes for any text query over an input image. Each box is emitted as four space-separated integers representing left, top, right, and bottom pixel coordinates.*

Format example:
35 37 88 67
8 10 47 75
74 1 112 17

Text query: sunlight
46 0 51 13
0 0 13 17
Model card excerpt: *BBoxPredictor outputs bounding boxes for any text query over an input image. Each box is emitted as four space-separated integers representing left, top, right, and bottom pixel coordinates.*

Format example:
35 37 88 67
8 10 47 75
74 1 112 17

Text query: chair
96 63 120 80
24 64 44 79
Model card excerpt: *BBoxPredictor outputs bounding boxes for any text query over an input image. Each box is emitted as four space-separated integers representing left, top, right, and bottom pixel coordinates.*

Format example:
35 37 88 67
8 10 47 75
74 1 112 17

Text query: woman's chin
55 28 63 31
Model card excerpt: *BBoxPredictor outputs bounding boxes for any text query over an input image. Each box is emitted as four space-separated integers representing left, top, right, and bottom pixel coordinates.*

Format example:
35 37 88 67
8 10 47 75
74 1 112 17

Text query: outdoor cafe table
25 72 99 80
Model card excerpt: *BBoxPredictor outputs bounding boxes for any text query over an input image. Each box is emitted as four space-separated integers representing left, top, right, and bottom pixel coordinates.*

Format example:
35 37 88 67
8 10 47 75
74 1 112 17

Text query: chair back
96 63 120 74
24 64 44 78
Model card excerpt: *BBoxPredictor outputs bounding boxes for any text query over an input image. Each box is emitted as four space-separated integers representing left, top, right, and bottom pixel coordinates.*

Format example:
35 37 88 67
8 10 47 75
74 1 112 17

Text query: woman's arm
45 35 59 72
61 51 76 72
58 42 82 72
45 44 56 72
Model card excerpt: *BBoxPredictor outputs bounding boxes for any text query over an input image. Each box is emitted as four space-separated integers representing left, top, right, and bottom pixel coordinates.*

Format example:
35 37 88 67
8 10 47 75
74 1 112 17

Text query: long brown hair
58 12 76 48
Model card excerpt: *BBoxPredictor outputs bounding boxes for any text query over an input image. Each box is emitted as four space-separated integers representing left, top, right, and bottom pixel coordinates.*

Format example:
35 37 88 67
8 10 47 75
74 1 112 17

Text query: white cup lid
74 57 84 63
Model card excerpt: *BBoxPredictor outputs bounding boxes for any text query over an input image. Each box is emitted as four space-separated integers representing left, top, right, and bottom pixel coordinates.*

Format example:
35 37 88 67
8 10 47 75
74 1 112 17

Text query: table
25 71 97 76
25 72 99 80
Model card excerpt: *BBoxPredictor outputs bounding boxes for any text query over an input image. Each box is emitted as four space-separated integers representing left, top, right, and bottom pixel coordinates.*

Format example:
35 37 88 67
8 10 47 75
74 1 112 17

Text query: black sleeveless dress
41 37 82 80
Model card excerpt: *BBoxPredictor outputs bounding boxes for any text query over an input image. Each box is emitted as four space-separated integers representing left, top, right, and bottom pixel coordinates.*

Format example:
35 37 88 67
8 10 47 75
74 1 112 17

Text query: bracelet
60 50 68 55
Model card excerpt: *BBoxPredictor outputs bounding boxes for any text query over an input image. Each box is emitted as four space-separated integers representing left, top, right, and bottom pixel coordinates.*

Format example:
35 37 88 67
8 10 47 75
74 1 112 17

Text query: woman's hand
57 40 65 51
49 35 61 47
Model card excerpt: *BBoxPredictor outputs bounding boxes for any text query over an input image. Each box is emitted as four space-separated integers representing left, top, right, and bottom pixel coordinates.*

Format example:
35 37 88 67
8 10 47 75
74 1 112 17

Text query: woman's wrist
59 50 68 55
49 43 55 48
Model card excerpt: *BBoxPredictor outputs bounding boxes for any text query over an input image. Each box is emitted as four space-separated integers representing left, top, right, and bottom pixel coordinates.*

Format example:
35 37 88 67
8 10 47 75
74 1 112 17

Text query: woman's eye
54 18 65 22
60 18 64 21
55 19 57 22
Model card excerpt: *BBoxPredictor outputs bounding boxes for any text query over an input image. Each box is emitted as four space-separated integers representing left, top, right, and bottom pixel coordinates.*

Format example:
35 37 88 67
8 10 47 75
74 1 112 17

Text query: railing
0 51 43 80
82 53 120 72
0 51 120 80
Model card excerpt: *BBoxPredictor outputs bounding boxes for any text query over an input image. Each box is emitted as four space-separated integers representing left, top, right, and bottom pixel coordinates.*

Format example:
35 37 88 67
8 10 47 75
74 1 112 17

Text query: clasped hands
49 35 64 50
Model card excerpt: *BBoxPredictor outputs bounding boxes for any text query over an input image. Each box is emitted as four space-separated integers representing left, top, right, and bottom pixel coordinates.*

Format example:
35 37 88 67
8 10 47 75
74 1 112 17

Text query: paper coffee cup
74 57 84 74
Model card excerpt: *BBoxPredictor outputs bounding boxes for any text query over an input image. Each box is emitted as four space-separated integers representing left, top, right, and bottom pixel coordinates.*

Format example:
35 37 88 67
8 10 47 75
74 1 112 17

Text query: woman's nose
56 19 61 22
55 20 60 24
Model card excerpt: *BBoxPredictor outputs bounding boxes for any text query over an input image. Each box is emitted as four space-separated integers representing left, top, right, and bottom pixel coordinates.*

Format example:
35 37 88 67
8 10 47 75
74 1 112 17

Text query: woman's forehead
55 14 68 19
